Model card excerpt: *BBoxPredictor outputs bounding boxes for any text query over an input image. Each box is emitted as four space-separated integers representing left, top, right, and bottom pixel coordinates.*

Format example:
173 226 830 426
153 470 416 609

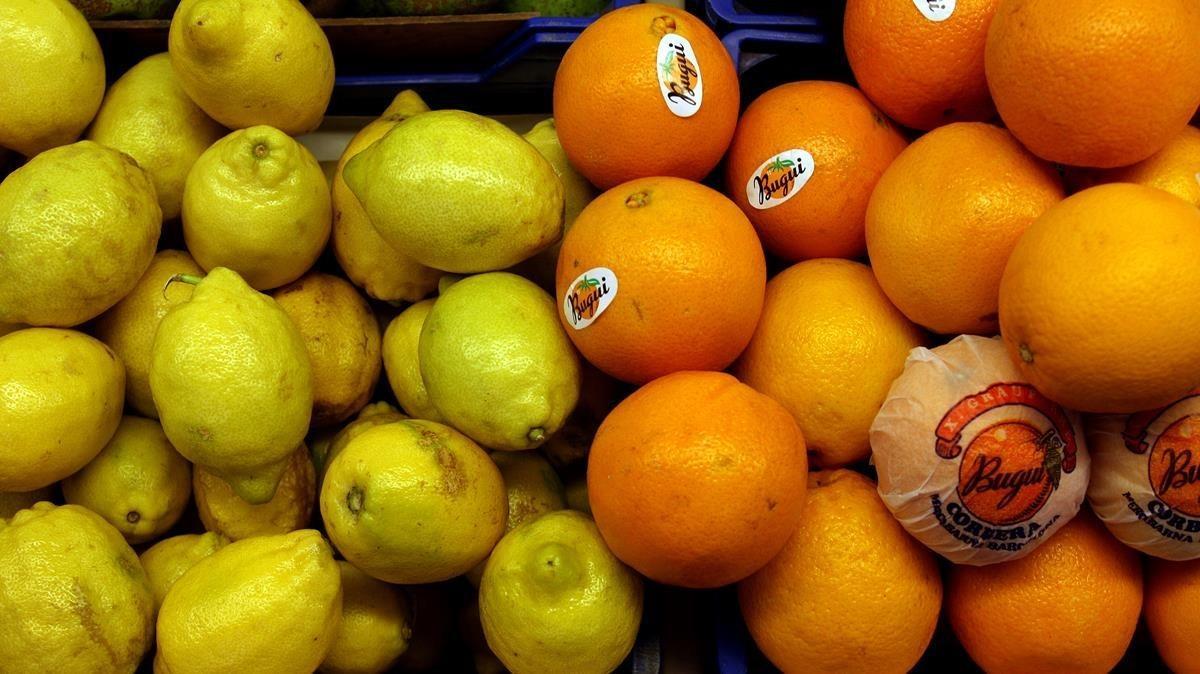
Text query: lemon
62 416 192 544
274 273 382 427
150 267 313 504
0 141 161 326
86 52 226 220
194 444 315 540
309 425 339 477
332 90 442 303
0 328 124 491
139 531 229 611
420 272 581 450
565 476 591 515
322 560 413 674
0 0 104 157
382 299 445 422
167 0 333 134
342 110 564 273
0 503 155 672
94 250 203 418
321 419 507 583
0 485 56 519
320 401 408 482
480 510 643 674
156 529 343 674
182 125 331 290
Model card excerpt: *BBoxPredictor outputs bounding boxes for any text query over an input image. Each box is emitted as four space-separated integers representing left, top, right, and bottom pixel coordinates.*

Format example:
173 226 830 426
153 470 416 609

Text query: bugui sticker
745 149 815 210
563 267 618 330
656 34 703 118
912 0 955 22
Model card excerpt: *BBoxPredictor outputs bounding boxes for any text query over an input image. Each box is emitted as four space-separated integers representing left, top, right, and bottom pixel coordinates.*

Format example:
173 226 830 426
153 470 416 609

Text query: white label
563 267 618 330
913 0 955 21
656 34 703 118
746 149 815 210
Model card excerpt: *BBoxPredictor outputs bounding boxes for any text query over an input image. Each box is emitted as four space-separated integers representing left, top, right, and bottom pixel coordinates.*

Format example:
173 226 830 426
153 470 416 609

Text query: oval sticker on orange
563 267 618 330
913 0 954 22
745 149 815 210
656 34 703 118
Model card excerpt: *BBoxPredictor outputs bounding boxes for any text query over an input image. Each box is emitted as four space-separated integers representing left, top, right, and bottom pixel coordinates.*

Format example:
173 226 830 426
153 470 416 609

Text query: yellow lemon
139 531 229 611
319 401 408 482
322 560 414 674
0 328 124 491
0 485 56 519
382 299 444 422
194 444 315 540
62 415 191 544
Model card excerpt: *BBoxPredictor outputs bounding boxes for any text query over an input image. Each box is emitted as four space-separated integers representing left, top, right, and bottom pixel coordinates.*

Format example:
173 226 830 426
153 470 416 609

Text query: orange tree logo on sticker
563 267 618 330
745 149 814 210
656 34 703 118
1123 390 1200 517
934 382 1079 526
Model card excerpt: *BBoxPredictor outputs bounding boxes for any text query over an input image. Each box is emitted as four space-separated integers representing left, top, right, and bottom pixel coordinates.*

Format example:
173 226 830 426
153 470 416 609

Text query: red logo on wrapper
1124 390 1200 518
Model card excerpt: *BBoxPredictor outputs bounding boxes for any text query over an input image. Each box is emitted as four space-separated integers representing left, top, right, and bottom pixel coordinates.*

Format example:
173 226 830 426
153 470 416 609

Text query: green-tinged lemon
382 299 444 422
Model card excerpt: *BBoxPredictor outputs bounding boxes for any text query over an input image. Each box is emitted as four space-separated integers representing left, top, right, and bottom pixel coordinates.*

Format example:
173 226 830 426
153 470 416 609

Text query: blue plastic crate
705 0 826 33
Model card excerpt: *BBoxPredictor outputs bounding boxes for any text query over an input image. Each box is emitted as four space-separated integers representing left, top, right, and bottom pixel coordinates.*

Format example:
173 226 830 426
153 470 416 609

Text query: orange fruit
723 81 907 260
552 3 739 189
998 183 1200 413
985 0 1200 168
555 176 766 385
844 0 999 131
1096 125 1200 207
739 470 941 674
866 122 1063 335
948 511 1142 674
736 259 923 468
587 371 807 588
1146 557 1200 674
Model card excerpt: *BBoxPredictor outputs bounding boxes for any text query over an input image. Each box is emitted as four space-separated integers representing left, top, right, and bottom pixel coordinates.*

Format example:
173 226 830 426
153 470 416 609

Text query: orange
985 0 1200 168
723 81 907 260
736 259 923 468
1096 125 1200 207
587 371 807 588
948 511 1142 674
998 183 1200 413
555 176 766 385
739 470 941 674
1146 557 1200 674
552 3 739 189
844 0 999 131
866 122 1063 335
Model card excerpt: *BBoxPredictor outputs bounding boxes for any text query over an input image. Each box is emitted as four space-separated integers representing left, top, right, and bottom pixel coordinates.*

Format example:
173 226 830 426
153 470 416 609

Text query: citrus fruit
156 530 343 674
1147 557 1200 674
320 419 507 583
588 371 807 588
724 80 907 260
86 52 226 220
322 560 413 674
0 0 104 157
318 402 408 482
736 259 923 468
998 183 1200 413
0 140 160 327
93 249 203 418
866 122 1063 335
382 299 445 423
844 0 998 130
0 485 55 519
739 470 941 674
183 125 331 290
0 504 154 671
556 176 765 384
1096 125 1200 207
871 335 1090 565
195 444 316 541
0 328 124 492
139 531 229 611
985 0 1200 168
480 510 643 674
62 415 192 544
948 511 1142 673
553 3 739 189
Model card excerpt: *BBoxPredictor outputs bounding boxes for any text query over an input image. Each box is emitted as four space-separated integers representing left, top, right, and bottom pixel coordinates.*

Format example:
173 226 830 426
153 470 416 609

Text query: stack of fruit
4 0 1200 671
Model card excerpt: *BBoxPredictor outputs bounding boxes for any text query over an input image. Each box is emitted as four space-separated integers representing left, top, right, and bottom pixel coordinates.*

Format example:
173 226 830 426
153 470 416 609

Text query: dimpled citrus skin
94 250 203 418
985 0 1200 168
156 530 343 674
382 300 445 423
723 81 908 261
0 328 124 491
139 532 228 611
948 512 1142 674
844 0 999 130
318 402 408 481
0 0 104 157
1146 558 1200 674
1096 125 1200 207
0 141 161 327
736 259 923 468
866 122 1063 335
998 183 1200 413
194 445 315 541
739 471 941 674
552 3 739 189
321 560 413 674
0 503 155 673
588 371 808 588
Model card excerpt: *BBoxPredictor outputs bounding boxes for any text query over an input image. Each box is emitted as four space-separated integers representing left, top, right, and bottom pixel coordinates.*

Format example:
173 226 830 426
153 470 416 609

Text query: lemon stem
161 273 205 299
527 428 546 444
